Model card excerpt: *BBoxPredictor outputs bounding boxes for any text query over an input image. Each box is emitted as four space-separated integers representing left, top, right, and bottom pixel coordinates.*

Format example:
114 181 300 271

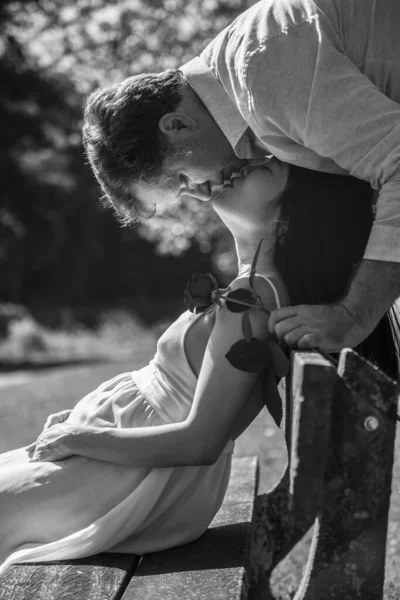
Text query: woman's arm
31 276 281 467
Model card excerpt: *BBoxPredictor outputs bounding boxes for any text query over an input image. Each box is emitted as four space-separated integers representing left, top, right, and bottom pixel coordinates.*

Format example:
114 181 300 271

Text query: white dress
0 307 234 574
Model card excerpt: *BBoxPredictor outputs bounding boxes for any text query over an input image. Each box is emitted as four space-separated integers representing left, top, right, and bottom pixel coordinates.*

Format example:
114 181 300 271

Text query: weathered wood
6 348 395 600
0 553 139 600
122 456 258 600
289 353 336 518
249 352 337 598
294 349 398 600
1 456 257 600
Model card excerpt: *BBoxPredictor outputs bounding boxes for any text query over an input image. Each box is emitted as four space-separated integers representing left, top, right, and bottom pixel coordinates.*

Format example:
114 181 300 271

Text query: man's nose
183 181 212 201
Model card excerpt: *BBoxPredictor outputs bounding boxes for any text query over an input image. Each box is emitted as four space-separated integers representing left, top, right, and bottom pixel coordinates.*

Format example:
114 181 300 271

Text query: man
83 0 400 354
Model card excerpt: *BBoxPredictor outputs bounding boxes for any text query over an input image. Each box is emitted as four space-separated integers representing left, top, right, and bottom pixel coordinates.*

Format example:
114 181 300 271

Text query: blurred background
0 0 256 369
0 0 288 522
0 0 286 515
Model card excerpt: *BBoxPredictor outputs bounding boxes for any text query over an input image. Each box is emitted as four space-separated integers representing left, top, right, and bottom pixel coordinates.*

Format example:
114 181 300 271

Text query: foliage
0 0 255 321
0 306 157 368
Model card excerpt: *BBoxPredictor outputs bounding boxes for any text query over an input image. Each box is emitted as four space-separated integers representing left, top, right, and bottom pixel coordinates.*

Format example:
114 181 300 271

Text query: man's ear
159 112 197 138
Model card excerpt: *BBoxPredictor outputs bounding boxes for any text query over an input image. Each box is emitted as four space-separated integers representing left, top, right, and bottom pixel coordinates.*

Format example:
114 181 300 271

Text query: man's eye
179 175 189 188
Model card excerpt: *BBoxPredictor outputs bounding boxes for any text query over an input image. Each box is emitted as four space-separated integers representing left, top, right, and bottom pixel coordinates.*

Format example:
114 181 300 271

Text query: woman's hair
82 69 184 225
274 165 399 380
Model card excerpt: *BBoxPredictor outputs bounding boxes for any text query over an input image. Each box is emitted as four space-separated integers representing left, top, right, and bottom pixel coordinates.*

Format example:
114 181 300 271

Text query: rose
183 259 290 377
184 272 219 313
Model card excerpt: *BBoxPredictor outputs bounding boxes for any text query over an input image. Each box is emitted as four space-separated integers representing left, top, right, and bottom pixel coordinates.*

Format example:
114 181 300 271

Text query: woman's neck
234 234 277 277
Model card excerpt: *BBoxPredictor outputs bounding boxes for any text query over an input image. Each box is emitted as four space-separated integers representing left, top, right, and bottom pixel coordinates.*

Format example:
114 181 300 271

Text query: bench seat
0 455 258 600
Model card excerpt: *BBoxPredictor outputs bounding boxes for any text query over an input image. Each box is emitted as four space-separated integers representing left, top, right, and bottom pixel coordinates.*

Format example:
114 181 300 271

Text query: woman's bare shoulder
230 271 289 311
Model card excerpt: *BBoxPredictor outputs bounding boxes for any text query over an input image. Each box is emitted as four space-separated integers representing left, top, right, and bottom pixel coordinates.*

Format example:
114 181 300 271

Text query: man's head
83 69 246 224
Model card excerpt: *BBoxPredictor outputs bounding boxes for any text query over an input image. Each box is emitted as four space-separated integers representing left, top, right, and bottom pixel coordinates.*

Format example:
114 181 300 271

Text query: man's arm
244 19 400 347
247 18 400 264
269 260 400 351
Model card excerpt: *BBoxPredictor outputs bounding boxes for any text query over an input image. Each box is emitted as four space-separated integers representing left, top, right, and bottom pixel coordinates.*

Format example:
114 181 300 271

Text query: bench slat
0 456 257 600
122 456 258 600
0 553 139 600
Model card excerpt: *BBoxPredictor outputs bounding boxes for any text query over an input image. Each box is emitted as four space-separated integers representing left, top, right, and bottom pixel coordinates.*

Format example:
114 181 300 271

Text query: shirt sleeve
246 18 400 263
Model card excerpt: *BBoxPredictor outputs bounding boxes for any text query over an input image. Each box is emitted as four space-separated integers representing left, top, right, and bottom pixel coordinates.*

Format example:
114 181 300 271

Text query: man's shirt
180 0 400 263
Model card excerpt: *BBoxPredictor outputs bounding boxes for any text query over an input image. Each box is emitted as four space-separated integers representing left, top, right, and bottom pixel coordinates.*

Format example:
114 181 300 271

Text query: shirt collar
179 56 252 156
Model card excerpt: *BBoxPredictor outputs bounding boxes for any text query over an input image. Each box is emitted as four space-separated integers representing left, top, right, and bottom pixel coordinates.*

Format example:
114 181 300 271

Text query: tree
1 0 255 320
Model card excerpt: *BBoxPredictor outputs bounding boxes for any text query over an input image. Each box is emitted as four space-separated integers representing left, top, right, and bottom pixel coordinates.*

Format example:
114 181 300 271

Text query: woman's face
212 159 290 236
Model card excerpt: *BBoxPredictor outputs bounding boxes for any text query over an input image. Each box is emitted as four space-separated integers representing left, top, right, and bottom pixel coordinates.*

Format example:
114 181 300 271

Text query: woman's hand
43 408 72 430
29 423 77 462
25 408 72 455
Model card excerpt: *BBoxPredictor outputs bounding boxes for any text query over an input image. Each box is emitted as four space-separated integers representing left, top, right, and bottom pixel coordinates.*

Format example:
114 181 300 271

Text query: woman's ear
159 112 197 138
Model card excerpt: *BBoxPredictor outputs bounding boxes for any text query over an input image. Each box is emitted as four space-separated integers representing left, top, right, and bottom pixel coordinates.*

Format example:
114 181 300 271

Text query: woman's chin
212 178 244 206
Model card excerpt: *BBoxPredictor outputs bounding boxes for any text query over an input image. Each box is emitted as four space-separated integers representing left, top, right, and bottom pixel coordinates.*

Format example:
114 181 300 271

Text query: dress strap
235 273 282 309
254 274 282 309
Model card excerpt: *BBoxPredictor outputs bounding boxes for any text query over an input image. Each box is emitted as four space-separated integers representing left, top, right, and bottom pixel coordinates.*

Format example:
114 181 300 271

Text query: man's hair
82 69 185 225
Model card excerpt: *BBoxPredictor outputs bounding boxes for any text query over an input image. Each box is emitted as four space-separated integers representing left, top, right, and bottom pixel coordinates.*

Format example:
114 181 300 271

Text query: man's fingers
268 308 322 348
283 326 318 348
273 316 301 339
269 306 298 334
297 333 322 349
269 303 363 352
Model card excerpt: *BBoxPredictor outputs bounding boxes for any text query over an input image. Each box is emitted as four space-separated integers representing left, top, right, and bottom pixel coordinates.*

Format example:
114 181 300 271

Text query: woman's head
212 158 289 245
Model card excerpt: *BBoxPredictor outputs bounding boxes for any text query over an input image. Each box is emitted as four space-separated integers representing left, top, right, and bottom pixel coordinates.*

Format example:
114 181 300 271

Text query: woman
0 160 289 573
0 161 398 573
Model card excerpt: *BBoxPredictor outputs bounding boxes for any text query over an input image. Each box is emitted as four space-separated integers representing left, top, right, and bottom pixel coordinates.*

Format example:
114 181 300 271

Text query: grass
0 309 158 371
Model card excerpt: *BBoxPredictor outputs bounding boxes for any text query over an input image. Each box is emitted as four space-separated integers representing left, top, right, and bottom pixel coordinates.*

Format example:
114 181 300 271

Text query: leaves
242 311 252 342
225 288 254 312
223 238 290 377
268 340 290 378
225 338 271 372
2 0 256 274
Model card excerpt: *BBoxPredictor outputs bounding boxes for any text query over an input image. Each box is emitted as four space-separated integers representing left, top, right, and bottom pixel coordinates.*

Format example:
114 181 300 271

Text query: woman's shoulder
230 270 288 310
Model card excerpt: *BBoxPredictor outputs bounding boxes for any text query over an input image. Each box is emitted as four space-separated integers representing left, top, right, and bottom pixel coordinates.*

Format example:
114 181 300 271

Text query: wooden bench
249 349 398 600
0 455 258 600
2 348 397 599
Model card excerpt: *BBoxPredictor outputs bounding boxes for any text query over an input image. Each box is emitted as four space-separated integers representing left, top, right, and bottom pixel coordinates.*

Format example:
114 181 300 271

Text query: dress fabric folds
0 309 233 574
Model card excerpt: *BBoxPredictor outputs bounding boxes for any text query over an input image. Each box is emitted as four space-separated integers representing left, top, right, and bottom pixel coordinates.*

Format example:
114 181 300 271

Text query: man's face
133 122 249 209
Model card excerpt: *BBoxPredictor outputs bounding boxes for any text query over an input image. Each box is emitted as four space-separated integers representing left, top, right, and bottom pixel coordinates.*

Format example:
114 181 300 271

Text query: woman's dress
0 307 234 574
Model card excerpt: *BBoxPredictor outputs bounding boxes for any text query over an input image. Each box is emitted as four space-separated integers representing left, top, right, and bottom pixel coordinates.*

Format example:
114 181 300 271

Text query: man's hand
269 303 369 351
28 423 77 462
269 260 400 352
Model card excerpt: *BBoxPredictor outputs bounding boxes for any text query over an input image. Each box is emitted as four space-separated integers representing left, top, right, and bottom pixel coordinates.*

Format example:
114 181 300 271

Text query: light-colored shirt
180 0 400 263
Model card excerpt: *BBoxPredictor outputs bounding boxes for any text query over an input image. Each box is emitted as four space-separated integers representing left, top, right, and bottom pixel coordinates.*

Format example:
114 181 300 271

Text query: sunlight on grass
0 310 158 368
